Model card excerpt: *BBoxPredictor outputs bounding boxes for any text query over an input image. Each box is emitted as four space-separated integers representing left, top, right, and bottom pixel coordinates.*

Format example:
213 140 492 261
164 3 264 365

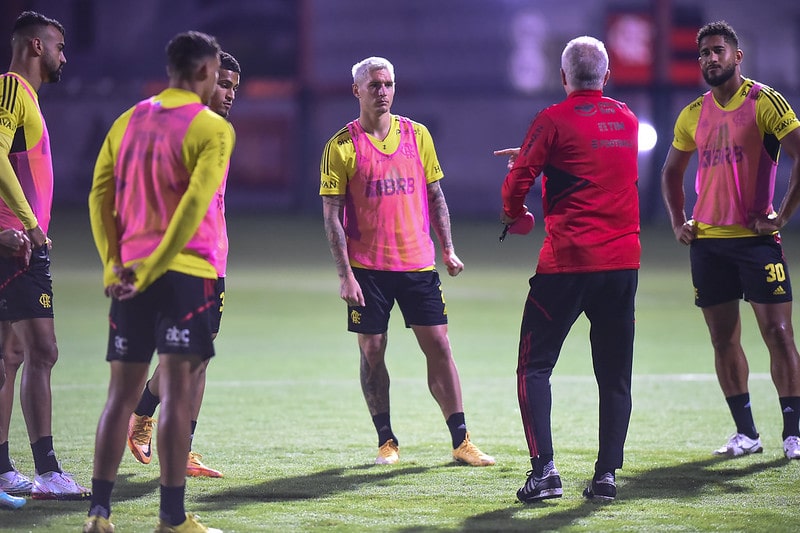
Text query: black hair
165 31 221 80
219 51 241 74
697 21 739 49
12 11 65 38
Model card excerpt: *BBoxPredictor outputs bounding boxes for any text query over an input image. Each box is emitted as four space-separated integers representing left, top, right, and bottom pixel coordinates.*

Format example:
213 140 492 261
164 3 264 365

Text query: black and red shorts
106 271 217 363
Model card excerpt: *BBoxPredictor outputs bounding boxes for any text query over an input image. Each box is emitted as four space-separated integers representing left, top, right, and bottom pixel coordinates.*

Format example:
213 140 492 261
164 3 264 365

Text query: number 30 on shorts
764 263 786 282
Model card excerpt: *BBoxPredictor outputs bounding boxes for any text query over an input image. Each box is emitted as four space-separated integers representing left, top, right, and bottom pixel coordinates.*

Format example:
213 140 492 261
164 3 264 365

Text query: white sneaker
31 471 91 500
783 436 800 460
0 489 26 510
713 433 763 457
0 466 33 496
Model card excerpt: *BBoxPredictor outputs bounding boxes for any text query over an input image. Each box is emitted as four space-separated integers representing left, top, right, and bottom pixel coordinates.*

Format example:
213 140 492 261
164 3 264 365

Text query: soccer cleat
0 465 33 496
517 461 563 503
583 472 616 501
783 435 800 460
31 470 91 500
713 433 763 457
187 451 223 478
375 439 399 465
154 512 222 533
452 432 495 466
83 515 115 532
0 490 26 510
127 413 156 464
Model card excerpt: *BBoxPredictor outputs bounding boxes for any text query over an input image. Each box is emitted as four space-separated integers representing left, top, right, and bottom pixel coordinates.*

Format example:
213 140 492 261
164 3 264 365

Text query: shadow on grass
180 454 791 532
0 473 152 530
453 455 789 532
0 463 435 530
11 455 779 531
193 463 431 505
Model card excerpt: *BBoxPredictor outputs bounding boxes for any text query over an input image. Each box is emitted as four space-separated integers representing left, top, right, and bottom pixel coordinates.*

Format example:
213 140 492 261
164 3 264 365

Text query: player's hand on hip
493 147 521 170
27 226 48 248
0 229 30 261
751 213 781 235
674 220 697 245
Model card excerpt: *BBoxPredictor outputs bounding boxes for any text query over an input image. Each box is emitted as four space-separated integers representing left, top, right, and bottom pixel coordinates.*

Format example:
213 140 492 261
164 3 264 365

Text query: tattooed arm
322 194 365 306
427 181 464 277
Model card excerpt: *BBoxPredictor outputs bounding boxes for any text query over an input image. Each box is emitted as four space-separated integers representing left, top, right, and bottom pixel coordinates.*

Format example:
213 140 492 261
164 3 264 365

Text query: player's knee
359 334 387 361
27 339 59 369
2 342 25 368
763 321 798 355
421 340 453 363
2 350 24 370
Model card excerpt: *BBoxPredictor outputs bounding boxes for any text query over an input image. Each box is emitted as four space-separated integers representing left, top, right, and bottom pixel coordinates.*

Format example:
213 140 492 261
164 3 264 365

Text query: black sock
0 441 12 473
531 454 554 477
31 436 60 474
159 484 186 526
779 396 800 440
88 478 115 519
446 412 467 449
189 420 198 451
135 380 160 417
725 393 759 439
371 412 397 447
594 461 615 479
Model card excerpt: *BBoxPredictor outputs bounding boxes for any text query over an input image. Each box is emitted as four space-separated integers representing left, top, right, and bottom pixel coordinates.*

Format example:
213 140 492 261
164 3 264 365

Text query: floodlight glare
638 122 657 152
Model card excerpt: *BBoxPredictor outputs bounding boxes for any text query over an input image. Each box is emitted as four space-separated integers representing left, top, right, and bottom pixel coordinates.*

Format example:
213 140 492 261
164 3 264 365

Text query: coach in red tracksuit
498 35 640 504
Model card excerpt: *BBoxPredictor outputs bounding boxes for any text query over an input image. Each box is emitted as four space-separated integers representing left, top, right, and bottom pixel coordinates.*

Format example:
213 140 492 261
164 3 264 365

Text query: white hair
561 36 608 90
351 56 395 84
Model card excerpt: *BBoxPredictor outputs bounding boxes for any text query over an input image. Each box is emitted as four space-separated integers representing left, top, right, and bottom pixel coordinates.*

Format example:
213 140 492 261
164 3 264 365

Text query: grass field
2 210 799 532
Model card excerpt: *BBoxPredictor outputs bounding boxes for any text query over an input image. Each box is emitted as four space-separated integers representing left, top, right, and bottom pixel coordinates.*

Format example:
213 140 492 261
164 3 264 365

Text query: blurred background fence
4 0 800 223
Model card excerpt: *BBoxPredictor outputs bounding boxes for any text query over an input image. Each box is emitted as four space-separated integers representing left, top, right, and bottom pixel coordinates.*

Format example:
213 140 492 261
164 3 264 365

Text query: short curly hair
696 21 739 49
220 51 241 74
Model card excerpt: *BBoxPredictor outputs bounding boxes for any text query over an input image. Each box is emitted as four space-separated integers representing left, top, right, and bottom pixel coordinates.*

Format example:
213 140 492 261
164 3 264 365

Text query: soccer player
661 20 800 460
0 10 91 501
0 230 30 510
84 31 234 533
126 51 241 480
498 36 640 503
320 56 494 467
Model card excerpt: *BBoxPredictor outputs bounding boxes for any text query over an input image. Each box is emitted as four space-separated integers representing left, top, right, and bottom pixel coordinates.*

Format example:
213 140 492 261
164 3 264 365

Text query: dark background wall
3 0 800 223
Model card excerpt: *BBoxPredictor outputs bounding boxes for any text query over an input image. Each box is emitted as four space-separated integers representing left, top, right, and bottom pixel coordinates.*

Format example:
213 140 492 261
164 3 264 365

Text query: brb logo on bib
364 176 415 198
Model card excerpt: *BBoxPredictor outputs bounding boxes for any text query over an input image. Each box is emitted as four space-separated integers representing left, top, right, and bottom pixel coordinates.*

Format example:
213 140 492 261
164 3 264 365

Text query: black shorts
348 268 448 334
211 277 225 335
690 235 792 307
0 244 54 321
106 271 217 363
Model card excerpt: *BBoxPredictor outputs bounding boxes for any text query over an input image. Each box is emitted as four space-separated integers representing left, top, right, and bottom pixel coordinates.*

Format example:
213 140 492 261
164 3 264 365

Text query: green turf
2 211 799 531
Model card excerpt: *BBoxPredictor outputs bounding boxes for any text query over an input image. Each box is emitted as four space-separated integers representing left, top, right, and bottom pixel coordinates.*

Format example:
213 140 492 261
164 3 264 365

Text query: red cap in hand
508 211 535 235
